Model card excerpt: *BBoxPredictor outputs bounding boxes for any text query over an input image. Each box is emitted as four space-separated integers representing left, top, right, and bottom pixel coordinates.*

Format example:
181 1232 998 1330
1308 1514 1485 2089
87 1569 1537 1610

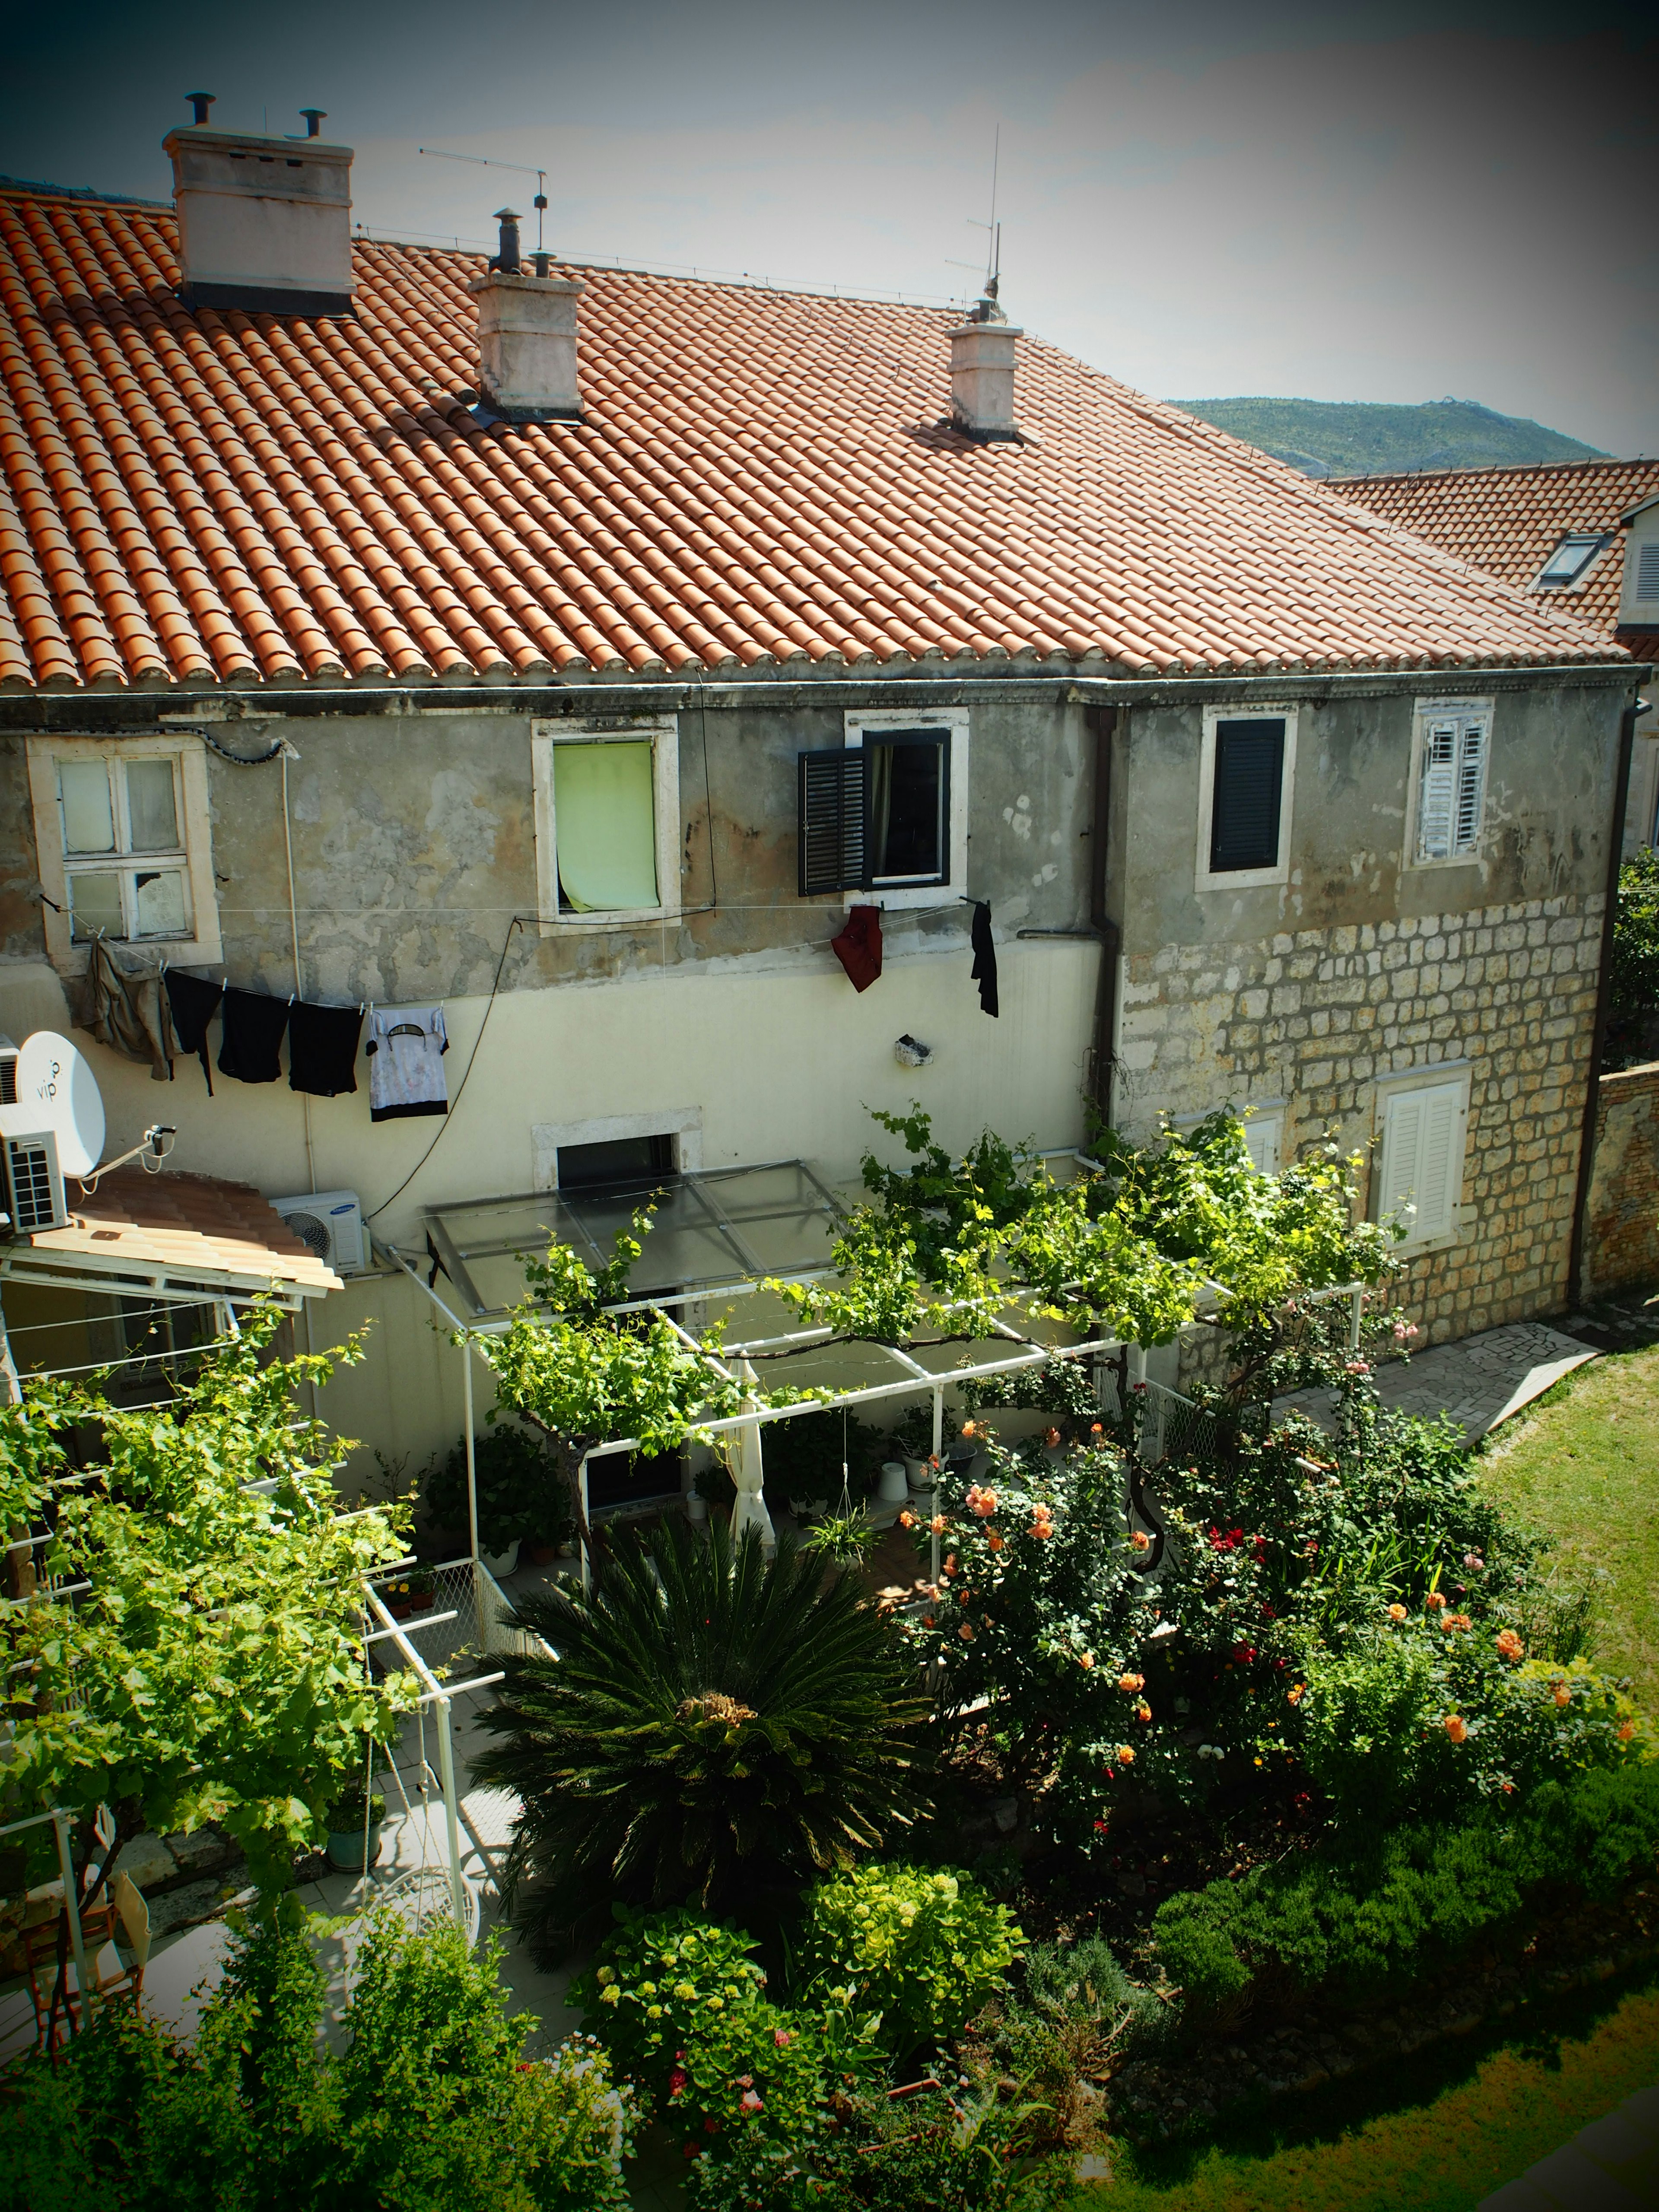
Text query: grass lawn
1475 1333 1659 1710
1097 1971 1659 2211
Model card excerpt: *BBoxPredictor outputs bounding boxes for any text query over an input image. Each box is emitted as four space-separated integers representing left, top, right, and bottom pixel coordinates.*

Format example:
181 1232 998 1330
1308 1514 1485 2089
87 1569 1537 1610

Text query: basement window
26 736 223 973
1196 708 1297 890
1410 699 1491 866
532 717 680 927
1534 534 1608 589
798 709 969 904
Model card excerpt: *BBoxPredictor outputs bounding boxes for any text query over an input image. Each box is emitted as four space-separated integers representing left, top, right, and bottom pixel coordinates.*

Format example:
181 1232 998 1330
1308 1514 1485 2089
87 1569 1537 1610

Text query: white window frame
531 715 680 932
1240 1108 1284 1176
1405 697 1493 870
1371 1062 1472 1255
26 734 222 975
1624 519 1659 620
842 706 970 910
1195 704 1298 893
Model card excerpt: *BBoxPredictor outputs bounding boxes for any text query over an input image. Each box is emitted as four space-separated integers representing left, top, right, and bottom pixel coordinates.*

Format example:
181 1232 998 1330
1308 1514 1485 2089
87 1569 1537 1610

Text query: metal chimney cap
186 91 216 126
299 108 327 138
493 207 522 223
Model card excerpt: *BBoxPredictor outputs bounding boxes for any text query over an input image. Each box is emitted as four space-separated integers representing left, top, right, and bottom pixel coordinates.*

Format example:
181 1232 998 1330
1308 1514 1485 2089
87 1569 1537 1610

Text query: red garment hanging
830 904 883 992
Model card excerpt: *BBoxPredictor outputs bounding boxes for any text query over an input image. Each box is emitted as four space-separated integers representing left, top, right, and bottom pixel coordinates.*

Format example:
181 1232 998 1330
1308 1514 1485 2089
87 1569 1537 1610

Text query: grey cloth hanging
71 937 178 1081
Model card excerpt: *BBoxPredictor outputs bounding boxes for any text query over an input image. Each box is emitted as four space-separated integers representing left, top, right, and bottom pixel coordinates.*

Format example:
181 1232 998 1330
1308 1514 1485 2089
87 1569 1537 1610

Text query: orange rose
1444 1714 1468 1744
1386 1604 1408 1623
987 1532 1004 1552
1115 1745 1135 1764
959 1624 975 1641
1135 1702 1152 1723
931 1515 947 1534
1287 1684 1305 1705
1117 1672 1145 1693
960 1421 978 1438
1495 1630 1524 1661
944 1555 957 1576
1079 1651 1095 1670
898 1510 915 1529
922 1616 935 1629
1130 1530 1151 1553
1552 1680 1571 1708
968 1487 998 1519
1044 1427 1062 1449
1031 1521 1052 1539
1425 1592 1446 1611
1619 1722 1636 1742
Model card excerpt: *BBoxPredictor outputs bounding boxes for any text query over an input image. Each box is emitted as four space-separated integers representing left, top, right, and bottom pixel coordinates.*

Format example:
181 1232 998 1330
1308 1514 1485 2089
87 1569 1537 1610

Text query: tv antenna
946 124 1003 307
418 148 550 251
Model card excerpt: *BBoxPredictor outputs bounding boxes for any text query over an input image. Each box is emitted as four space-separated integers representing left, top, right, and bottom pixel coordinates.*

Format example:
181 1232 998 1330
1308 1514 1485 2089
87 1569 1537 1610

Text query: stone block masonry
1117 894 1605 1346
1583 1060 1659 1299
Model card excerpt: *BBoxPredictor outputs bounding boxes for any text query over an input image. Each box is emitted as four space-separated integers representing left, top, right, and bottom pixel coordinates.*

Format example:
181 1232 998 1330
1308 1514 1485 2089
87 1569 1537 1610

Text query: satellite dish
14 1031 105 1179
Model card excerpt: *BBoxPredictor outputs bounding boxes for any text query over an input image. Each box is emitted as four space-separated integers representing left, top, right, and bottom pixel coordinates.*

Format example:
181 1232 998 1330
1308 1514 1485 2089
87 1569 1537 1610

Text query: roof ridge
1334 455 1655 489
0 175 172 213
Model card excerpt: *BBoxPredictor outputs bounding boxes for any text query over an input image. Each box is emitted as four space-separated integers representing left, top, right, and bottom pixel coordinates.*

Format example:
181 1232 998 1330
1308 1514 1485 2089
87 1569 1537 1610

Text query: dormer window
1534 533 1608 589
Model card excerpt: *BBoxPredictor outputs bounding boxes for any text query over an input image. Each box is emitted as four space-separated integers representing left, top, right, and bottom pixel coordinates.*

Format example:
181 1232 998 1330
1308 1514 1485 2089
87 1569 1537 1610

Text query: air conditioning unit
3 1128 69 1236
270 1189 368 1276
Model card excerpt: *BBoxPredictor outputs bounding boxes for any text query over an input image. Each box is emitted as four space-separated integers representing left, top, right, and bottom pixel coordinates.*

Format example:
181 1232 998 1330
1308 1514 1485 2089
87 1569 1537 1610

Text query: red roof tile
0 184 1622 693
1326 458 1659 642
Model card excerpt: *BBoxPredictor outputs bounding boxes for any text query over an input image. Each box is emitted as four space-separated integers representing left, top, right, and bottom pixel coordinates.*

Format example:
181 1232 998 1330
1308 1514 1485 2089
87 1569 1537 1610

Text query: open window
798 709 969 904
1409 699 1491 867
26 736 222 973
1196 707 1297 890
1374 1068 1470 1252
532 716 680 927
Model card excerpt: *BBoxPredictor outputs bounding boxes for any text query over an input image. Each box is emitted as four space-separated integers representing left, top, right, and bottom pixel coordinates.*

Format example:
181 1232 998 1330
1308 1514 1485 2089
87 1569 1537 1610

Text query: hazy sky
4 0 1654 454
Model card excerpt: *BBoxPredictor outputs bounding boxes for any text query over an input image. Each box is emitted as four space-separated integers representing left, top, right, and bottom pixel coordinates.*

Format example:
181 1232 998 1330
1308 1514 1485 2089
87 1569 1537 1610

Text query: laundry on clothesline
288 999 364 1098
970 900 999 1020
217 987 290 1085
72 936 178 1082
831 904 883 992
365 1005 449 1122
163 970 223 1094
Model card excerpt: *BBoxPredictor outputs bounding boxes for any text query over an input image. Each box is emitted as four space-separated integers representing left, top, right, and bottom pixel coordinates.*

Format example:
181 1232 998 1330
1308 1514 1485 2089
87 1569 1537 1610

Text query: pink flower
1345 1358 1372 1377
740 2089 763 2112
773 2028 793 2047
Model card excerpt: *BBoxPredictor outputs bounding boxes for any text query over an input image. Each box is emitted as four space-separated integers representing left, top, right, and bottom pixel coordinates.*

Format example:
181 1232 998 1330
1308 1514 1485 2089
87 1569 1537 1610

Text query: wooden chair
20 1880 144 2047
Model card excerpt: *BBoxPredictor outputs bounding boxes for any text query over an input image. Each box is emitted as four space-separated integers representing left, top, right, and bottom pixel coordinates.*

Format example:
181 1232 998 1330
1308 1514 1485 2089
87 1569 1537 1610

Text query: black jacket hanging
217 988 290 1084
970 900 999 1019
164 971 224 1095
288 1000 364 1097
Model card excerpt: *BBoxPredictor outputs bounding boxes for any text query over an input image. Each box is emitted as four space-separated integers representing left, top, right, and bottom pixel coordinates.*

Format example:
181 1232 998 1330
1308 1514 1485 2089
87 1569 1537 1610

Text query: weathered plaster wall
1583 1059 1659 1299
1110 676 1627 1343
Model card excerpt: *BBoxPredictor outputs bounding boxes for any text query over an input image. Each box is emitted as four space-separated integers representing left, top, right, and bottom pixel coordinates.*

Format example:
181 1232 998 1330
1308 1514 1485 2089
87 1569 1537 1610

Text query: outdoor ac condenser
270 1189 369 1276
3 1128 69 1236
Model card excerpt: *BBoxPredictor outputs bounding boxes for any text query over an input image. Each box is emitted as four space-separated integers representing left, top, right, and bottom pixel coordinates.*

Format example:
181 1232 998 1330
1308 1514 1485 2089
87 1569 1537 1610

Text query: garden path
1273 1321 1598 1443
1479 2079 1659 2209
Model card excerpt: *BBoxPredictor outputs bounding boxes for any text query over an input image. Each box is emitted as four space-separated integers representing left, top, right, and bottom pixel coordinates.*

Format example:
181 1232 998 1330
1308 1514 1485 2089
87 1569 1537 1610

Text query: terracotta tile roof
1326 458 1659 642
0 184 1621 693
25 1164 341 1294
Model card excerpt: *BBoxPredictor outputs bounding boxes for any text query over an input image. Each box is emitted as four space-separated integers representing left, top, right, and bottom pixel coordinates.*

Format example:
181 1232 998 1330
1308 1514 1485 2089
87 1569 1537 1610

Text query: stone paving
1274 1319 1599 1443
1480 2082 1659 2210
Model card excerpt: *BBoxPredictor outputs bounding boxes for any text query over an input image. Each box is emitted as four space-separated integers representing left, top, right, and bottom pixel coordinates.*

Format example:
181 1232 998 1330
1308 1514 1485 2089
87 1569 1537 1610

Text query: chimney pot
947 304 1023 444
489 208 522 275
164 109 354 316
186 91 215 126
300 109 326 139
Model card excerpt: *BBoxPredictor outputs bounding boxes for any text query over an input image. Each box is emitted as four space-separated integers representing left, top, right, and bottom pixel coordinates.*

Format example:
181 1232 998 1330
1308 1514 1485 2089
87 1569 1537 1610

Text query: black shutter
798 749 868 896
1209 719 1285 873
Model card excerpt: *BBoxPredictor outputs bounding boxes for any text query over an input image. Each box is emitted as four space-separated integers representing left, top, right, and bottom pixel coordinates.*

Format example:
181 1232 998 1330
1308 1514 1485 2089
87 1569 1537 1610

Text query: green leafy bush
1153 1760 1659 2018
0 1913 633 2210
794 1863 1024 2057
571 1907 768 2096
424 1421 572 1554
472 1520 929 1956
1605 846 1659 1071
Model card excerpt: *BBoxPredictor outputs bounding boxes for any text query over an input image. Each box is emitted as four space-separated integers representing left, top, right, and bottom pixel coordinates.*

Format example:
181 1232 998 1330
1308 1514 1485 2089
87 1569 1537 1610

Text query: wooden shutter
1209 719 1285 873
1379 1081 1464 1243
798 749 867 897
1241 1116 1281 1175
1452 723 1487 854
1417 720 1458 860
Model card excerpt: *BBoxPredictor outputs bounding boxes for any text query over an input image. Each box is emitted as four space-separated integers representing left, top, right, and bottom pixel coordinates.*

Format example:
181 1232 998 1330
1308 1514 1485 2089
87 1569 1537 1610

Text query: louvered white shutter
1242 1116 1281 1175
1417 721 1458 861
1452 723 1487 855
1637 541 1659 602
1379 1081 1464 1244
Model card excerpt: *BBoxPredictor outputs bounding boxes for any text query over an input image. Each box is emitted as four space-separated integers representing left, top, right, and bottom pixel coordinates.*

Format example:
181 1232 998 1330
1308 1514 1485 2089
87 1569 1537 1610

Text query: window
1240 1111 1283 1175
1409 698 1491 866
1374 1069 1470 1251
1533 533 1608 589
532 716 680 928
1638 541 1659 602
1195 706 1297 890
798 709 969 905
26 737 222 972
557 1132 676 1190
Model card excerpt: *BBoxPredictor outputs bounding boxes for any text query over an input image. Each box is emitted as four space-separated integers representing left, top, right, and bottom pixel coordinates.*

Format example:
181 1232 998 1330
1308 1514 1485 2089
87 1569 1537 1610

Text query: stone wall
1117 892 1605 1345
1583 1059 1659 1298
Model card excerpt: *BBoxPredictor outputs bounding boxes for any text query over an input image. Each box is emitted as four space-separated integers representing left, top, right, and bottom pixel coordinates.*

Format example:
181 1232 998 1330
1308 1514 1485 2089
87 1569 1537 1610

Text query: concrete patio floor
1273 1319 1601 1443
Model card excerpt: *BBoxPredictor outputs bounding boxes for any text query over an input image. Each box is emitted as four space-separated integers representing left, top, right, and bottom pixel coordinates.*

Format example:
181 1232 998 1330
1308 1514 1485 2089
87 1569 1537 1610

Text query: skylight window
1534 533 1608 589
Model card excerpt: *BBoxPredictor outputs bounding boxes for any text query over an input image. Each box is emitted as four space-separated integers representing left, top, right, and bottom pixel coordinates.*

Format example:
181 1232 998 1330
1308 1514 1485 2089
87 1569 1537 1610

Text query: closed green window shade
553 741 659 912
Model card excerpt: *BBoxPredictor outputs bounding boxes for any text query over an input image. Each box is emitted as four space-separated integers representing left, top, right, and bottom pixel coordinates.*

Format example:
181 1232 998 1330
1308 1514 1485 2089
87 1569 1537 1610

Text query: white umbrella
727 1357 776 1556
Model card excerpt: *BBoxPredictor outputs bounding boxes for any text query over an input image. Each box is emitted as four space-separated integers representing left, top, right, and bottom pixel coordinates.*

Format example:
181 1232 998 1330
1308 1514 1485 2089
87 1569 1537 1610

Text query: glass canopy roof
421 1159 847 1319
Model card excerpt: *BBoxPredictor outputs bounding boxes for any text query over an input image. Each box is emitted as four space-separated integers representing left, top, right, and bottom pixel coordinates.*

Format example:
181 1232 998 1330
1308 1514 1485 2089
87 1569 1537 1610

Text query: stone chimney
948 283 1023 444
467 210 585 423
163 97 354 316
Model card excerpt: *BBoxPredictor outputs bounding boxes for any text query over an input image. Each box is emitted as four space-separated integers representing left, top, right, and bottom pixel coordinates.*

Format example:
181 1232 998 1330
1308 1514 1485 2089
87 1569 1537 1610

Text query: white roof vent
163 95 355 317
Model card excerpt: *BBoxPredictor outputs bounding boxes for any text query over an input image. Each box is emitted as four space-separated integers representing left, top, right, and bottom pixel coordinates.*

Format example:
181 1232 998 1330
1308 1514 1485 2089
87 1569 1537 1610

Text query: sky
3 0 1655 455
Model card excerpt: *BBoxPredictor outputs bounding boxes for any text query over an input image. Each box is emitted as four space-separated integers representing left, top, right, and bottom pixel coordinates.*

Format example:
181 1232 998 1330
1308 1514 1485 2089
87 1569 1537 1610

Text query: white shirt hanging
365 1005 449 1122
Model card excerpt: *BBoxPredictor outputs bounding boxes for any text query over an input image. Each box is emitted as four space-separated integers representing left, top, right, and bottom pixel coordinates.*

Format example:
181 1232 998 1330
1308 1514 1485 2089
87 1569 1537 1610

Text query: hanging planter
325 1785 386 1872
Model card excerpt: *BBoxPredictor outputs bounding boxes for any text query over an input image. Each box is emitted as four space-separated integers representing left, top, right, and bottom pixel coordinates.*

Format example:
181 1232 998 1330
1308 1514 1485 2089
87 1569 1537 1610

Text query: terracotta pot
529 1542 560 1565
408 1591 434 1612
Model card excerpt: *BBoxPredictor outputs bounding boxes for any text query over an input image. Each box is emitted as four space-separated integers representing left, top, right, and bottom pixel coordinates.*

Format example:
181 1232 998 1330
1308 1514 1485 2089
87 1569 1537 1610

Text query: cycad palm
470 1521 928 1957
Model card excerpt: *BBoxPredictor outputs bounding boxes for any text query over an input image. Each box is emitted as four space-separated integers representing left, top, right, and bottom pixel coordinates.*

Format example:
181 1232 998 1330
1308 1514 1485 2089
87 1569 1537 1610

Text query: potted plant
886 1404 938 1489
425 1422 563 1574
379 1567 436 1620
326 1779 388 1872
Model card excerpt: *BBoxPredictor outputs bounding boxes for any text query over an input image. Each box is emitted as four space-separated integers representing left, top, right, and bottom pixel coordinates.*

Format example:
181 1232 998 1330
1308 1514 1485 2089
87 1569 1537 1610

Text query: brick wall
1583 1060 1659 1299
1117 893 1605 1347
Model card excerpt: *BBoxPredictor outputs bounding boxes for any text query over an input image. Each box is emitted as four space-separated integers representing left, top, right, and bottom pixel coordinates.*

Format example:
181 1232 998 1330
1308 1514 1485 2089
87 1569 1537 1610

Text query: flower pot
686 1493 709 1524
327 1820 385 1873
387 1600 413 1621
480 1539 521 1578
408 1591 434 1612
877 1461 909 1506
529 1542 560 1566
903 1456 931 1490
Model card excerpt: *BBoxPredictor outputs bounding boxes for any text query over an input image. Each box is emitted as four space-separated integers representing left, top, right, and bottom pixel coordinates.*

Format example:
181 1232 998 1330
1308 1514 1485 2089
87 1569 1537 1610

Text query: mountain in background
1168 396 1610 479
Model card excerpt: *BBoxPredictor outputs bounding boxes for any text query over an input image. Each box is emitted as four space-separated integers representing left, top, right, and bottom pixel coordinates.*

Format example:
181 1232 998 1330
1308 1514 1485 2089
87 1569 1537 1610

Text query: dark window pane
556 1133 676 1190
1210 719 1285 874
870 737 946 880
588 1445 683 1513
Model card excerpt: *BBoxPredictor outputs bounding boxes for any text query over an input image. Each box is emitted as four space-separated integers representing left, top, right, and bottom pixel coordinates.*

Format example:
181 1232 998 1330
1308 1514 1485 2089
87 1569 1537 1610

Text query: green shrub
571 1907 768 2098
425 1421 572 1553
794 1863 1024 2058
1153 1760 1659 2018
1606 846 1659 1071
0 1914 634 2211
472 1521 929 1956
